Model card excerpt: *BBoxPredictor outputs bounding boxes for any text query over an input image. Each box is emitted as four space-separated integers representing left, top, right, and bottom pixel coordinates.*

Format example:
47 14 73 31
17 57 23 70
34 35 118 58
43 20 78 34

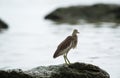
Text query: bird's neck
72 32 76 36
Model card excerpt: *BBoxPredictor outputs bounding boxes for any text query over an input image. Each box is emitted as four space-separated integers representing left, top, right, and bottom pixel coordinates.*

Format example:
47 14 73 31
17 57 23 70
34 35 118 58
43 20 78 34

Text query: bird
53 29 79 65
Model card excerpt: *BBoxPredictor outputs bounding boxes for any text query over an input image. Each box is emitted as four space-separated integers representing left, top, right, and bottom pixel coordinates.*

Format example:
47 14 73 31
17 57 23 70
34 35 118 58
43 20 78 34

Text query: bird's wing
53 36 73 58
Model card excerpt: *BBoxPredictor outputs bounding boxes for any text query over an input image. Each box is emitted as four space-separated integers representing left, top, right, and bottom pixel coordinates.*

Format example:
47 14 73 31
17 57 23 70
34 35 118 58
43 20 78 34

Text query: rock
0 69 33 78
45 13 63 20
26 62 110 78
0 62 110 78
45 3 120 24
0 19 8 30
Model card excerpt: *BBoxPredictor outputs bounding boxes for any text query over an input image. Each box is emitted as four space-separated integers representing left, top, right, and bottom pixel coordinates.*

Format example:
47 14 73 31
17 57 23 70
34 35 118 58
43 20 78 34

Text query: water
0 0 120 78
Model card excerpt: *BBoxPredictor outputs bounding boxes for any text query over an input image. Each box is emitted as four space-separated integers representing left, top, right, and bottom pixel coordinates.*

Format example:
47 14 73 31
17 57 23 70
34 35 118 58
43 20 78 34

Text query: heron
53 29 79 65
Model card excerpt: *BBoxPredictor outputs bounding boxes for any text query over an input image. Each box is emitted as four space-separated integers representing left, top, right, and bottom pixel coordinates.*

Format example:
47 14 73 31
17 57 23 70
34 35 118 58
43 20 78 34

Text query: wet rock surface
45 3 120 24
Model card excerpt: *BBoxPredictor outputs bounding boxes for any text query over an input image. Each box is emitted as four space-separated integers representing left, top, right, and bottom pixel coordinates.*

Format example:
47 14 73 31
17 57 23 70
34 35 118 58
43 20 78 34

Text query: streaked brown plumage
53 29 79 64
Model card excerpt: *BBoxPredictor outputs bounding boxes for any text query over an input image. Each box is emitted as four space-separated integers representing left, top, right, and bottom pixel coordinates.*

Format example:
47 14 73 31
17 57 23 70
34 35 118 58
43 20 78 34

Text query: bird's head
72 29 79 36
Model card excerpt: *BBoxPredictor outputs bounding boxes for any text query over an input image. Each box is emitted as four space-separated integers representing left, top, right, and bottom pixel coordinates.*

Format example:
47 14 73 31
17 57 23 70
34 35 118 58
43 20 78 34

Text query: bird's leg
63 54 68 65
65 53 71 64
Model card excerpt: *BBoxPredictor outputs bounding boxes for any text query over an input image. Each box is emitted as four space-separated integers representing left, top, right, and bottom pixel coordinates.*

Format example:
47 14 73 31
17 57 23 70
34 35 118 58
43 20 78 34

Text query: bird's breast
72 36 77 48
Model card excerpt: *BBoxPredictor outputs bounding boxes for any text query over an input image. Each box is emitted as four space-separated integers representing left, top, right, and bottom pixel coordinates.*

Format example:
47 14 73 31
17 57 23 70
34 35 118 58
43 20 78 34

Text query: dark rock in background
0 19 8 30
26 62 110 78
45 3 120 24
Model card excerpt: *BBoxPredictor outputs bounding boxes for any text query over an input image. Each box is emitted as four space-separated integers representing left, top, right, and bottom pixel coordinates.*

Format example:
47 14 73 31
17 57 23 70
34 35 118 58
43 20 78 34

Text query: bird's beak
77 31 80 34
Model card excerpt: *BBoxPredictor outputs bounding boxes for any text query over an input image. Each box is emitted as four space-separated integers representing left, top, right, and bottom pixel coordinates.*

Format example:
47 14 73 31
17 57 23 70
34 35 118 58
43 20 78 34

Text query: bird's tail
53 51 61 58
53 53 57 58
